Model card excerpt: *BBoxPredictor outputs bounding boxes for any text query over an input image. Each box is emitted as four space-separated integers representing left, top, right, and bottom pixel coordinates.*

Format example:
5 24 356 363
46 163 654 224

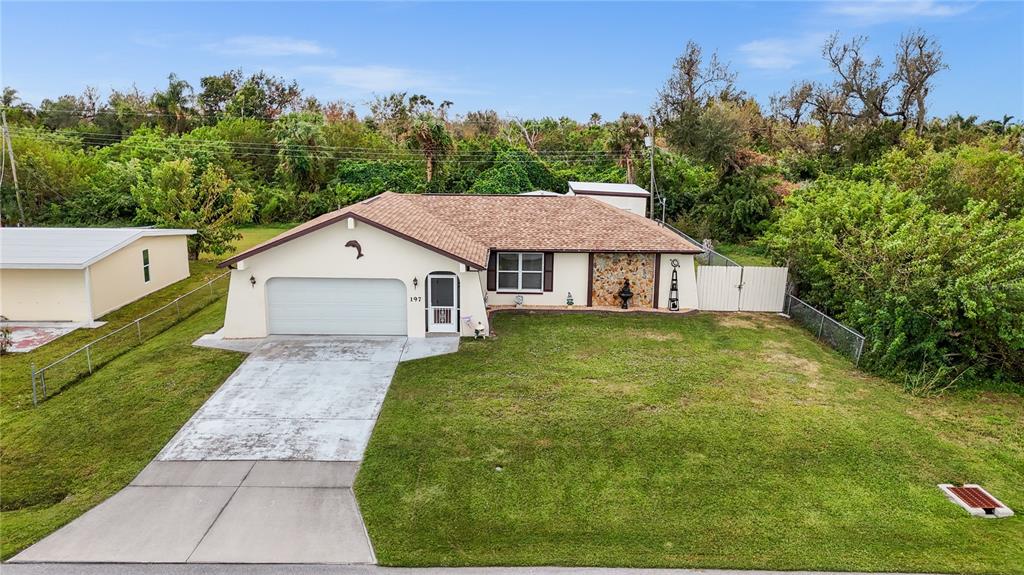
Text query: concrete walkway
11 336 460 565
1 565 942 575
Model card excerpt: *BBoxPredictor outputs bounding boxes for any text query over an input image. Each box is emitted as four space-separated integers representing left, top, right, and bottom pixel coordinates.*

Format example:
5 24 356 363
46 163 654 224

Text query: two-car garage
265 278 408 336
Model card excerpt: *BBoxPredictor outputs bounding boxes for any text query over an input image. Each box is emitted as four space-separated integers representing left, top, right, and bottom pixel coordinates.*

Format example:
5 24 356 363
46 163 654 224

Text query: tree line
1 30 1021 390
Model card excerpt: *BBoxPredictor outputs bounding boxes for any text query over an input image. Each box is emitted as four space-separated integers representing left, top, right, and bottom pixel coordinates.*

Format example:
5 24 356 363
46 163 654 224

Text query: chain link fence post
85 344 93 373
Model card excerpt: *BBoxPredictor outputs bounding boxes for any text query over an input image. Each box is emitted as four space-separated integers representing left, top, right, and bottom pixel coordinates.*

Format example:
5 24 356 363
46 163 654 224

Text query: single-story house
0 227 195 322
219 186 702 339
567 181 650 217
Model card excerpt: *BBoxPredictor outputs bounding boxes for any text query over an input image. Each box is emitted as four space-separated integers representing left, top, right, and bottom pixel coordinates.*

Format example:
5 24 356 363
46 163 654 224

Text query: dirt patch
624 329 683 342
758 340 821 378
714 313 781 330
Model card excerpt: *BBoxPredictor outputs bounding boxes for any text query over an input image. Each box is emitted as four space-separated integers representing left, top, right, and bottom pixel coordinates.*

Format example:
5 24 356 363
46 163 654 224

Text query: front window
142 249 151 283
497 252 543 292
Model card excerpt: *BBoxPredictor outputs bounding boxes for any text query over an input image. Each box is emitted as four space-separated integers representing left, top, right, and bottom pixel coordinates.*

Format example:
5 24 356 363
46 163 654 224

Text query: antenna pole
647 116 656 220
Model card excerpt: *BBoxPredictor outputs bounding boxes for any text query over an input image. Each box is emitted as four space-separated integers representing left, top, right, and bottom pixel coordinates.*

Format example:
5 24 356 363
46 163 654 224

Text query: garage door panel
267 278 406 335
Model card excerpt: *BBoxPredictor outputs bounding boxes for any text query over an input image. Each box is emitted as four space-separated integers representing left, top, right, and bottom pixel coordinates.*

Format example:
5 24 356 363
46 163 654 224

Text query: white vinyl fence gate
696 266 788 312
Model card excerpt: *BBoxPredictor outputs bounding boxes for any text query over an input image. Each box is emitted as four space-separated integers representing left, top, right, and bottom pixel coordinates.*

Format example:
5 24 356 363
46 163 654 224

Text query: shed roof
0 227 195 269
568 181 650 196
220 192 701 269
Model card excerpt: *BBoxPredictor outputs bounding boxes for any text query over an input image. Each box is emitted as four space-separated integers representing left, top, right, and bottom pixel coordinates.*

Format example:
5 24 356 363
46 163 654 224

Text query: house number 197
410 296 422 302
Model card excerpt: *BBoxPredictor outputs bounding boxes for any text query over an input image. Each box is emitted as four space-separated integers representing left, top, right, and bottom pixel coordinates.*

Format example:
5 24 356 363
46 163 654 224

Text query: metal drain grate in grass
939 484 1014 518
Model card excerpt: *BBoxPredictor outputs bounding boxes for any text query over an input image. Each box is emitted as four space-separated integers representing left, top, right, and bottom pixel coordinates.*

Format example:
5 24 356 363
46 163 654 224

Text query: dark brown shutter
543 252 554 292
486 251 497 291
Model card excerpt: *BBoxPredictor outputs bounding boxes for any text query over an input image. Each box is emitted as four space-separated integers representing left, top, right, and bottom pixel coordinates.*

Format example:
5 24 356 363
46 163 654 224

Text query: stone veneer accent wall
591 253 655 307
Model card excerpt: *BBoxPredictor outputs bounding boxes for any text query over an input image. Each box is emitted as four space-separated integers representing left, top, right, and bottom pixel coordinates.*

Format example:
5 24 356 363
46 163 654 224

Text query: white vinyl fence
696 265 789 312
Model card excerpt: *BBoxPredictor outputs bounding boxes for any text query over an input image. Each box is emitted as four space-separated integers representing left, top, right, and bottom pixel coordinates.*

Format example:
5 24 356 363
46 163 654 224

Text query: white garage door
266 278 407 335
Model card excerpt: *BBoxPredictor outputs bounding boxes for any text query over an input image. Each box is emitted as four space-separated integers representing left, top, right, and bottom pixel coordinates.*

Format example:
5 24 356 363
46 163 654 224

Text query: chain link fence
785 294 866 365
30 272 230 405
663 223 740 267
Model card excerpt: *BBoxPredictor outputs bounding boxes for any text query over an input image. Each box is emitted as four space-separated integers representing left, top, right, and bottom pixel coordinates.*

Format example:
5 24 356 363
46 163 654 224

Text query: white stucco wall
568 192 648 217
485 252 590 307
222 218 488 338
656 254 699 310
0 268 91 322
89 235 191 318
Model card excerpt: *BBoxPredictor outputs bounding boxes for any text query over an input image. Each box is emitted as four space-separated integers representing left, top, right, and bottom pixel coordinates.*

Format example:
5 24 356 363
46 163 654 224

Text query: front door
427 274 458 333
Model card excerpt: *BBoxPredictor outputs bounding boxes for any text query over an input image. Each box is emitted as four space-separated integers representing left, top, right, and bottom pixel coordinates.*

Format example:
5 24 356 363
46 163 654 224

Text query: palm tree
411 113 453 183
607 113 647 183
151 74 194 134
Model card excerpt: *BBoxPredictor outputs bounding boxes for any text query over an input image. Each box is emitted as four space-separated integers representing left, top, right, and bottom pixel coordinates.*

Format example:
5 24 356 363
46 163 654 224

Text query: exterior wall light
249 275 256 288
413 277 419 289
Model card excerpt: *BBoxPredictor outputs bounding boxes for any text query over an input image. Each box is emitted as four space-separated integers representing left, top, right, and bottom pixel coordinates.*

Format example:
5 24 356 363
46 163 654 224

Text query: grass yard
357 312 1023 573
712 242 774 266
0 226 285 559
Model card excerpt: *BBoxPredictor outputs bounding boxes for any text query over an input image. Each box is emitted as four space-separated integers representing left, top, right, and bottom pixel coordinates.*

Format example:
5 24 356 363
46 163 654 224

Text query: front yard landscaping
357 312 1023 573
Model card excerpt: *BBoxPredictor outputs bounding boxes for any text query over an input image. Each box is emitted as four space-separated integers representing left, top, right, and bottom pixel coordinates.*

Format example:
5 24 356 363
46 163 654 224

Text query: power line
10 130 631 165
18 105 581 127
9 128 635 159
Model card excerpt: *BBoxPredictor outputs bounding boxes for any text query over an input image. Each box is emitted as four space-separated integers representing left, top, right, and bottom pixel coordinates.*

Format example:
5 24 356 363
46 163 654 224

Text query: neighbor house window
142 249 151 283
497 252 543 292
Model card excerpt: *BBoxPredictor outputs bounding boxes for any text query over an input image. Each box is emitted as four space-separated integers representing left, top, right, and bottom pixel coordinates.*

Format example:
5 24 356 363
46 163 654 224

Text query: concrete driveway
11 335 459 565
159 336 408 461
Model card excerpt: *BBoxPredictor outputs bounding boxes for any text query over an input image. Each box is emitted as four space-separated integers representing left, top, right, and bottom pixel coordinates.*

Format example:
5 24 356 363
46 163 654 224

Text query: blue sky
2 1 1022 121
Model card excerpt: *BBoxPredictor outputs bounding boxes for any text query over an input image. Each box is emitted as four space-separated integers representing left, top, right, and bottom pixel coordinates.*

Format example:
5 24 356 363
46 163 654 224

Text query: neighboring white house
219 188 702 339
0 227 195 322
567 181 650 217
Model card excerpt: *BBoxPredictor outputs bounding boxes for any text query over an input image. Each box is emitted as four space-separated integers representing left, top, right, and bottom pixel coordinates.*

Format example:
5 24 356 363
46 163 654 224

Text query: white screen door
428 275 457 332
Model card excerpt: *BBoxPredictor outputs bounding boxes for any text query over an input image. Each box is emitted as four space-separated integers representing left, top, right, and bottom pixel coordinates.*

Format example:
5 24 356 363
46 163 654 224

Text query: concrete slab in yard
243 461 359 488
188 487 375 564
400 336 460 362
131 461 254 487
11 486 235 563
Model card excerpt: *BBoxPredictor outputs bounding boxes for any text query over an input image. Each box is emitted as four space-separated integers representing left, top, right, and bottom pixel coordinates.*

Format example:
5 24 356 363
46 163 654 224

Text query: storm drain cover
939 484 1014 518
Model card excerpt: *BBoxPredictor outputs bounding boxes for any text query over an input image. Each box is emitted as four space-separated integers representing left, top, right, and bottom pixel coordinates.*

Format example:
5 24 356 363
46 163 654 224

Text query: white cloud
206 36 328 56
825 1 974 23
299 64 450 94
739 33 829 71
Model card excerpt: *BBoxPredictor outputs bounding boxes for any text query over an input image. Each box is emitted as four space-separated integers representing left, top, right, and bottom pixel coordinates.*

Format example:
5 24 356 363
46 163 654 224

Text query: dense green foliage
765 137 1024 389
1 30 1021 389
359 312 1023 572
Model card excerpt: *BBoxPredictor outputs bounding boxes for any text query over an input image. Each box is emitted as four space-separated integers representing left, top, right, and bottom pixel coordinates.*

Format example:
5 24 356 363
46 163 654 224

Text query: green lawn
357 312 1023 573
713 242 774 266
0 226 286 560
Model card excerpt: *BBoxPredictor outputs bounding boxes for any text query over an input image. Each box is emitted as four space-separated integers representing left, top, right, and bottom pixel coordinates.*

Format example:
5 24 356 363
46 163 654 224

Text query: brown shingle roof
220 192 702 269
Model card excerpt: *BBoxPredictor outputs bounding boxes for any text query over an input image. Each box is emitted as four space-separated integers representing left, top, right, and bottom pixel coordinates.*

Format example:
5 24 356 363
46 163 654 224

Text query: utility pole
645 116 657 221
1 109 26 224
